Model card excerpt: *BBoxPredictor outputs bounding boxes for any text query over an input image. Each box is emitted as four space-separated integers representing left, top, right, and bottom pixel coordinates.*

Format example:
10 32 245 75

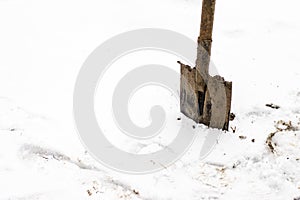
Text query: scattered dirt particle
177 117 181 120
10 128 16 131
192 125 196 129
275 120 298 131
133 189 139 195
239 135 247 140
266 103 280 109
266 132 277 153
229 113 236 121
230 126 236 133
251 139 255 143
87 190 92 196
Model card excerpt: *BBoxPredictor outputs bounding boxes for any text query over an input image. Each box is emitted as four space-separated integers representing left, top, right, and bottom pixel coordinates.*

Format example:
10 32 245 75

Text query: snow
1 0 300 199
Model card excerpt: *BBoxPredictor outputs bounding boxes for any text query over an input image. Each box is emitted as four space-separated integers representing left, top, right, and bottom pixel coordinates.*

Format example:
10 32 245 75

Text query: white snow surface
1 0 300 199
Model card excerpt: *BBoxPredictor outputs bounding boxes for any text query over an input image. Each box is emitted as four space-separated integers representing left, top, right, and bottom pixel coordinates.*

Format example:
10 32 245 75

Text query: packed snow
0 0 300 199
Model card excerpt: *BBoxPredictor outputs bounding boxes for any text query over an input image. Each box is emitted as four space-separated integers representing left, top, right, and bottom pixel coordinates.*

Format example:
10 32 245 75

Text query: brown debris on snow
266 103 280 109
